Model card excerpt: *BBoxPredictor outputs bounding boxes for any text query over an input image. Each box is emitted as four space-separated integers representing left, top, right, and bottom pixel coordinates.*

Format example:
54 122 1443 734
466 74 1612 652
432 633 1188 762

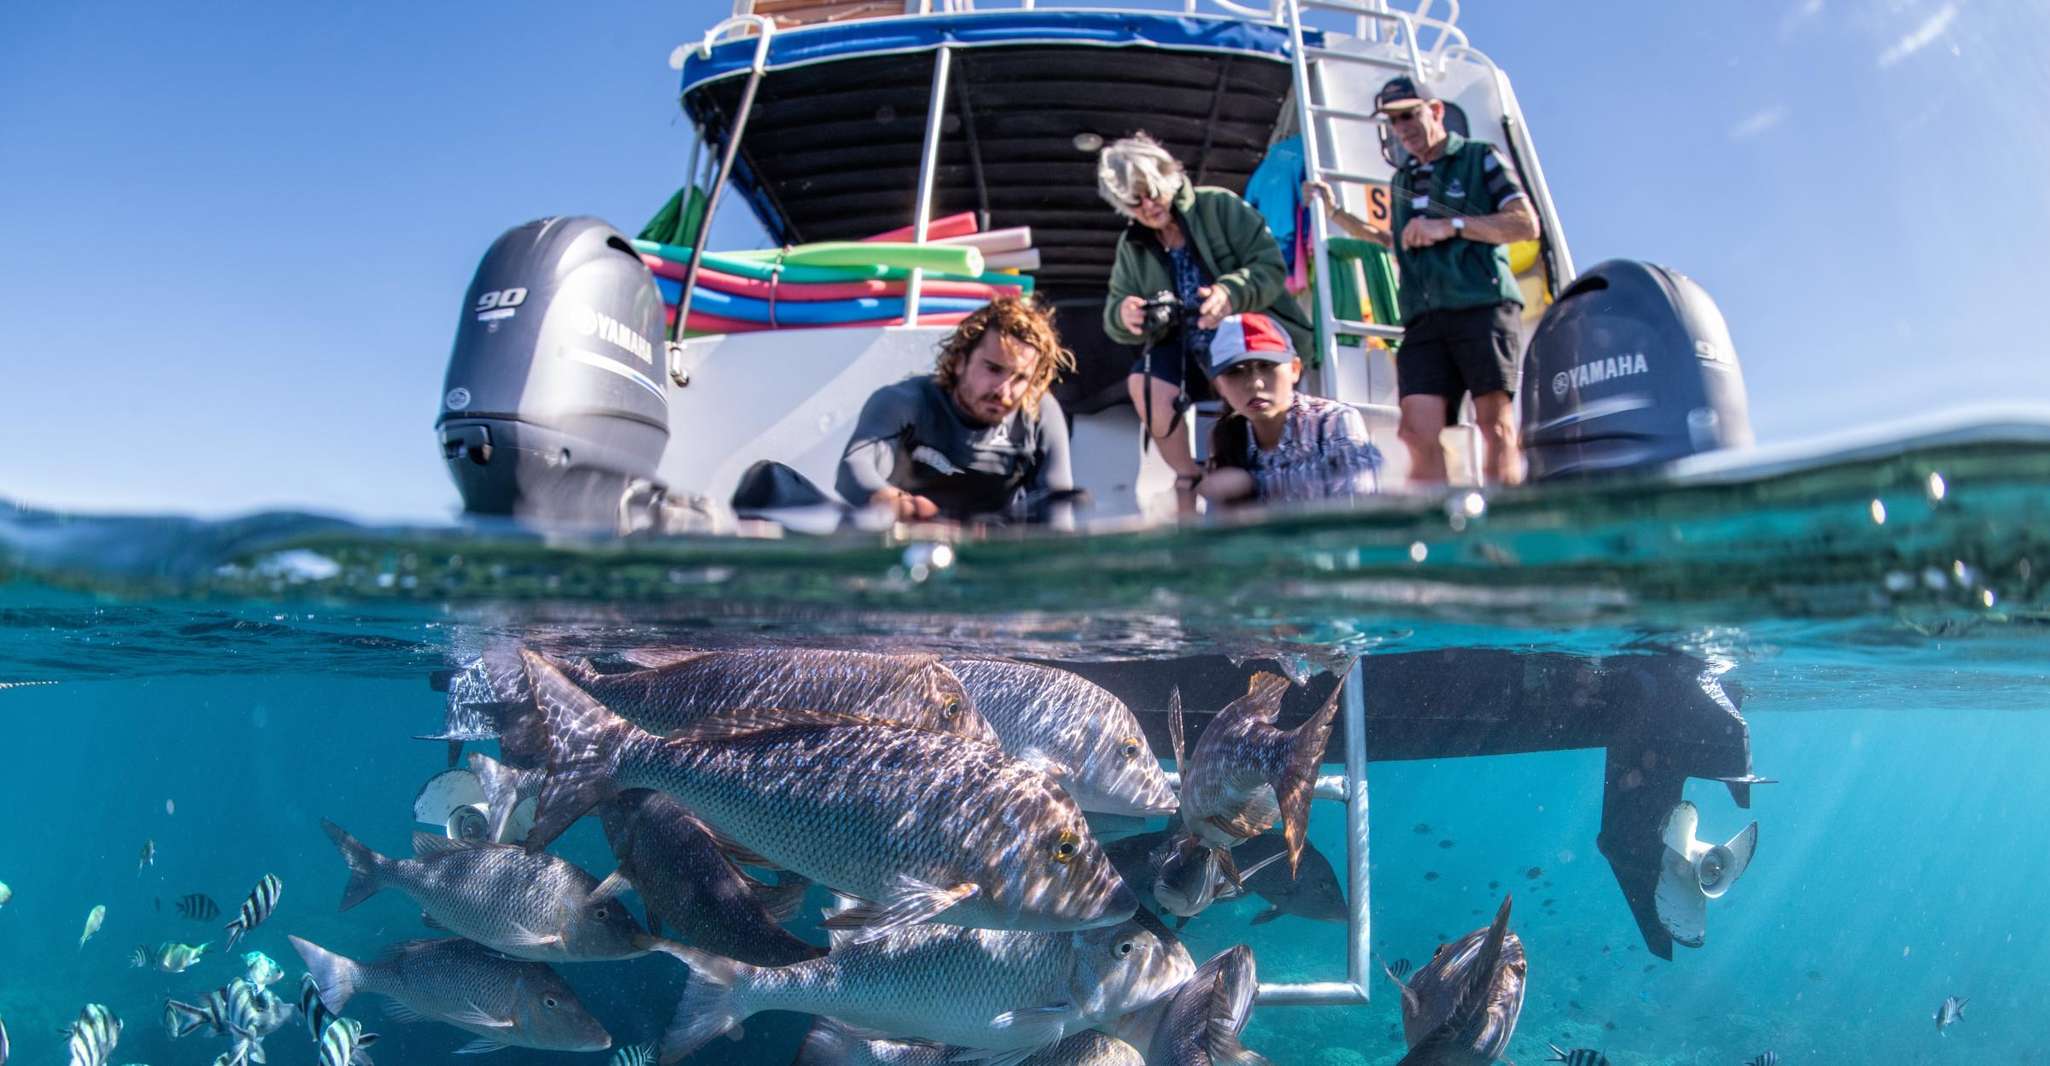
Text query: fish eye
1119 737 1141 760
1051 830 1080 864
941 695 960 719
543 996 559 1009
593 905 609 919
1115 938 1135 958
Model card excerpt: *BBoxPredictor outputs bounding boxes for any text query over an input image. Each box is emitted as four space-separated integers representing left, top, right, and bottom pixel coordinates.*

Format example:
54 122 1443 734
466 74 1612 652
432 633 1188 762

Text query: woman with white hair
1099 132 1314 513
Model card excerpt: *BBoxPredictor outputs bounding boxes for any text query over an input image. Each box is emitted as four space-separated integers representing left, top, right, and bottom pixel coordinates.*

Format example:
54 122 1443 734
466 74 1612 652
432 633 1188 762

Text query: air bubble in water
1408 541 1428 564
1925 472 1947 501
1868 499 1887 525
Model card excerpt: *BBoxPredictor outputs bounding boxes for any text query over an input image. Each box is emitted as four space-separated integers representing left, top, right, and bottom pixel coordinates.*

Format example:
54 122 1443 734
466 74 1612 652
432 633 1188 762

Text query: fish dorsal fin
1166 687 1187 769
662 706 884 745
1235 673 1292 723
589 869 633 904
1448 897 1514 1021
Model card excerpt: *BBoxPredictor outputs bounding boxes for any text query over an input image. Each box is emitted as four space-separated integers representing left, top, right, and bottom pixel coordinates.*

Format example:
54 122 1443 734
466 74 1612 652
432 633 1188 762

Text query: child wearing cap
1197 312 1384 507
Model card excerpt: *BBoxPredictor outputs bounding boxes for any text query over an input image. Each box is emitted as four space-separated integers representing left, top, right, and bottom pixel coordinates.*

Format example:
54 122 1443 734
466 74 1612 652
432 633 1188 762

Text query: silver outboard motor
436 216 670 527
1519 259 1752 480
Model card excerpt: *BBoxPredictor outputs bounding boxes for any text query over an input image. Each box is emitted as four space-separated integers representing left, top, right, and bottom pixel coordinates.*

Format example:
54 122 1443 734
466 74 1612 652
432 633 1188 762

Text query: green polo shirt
1390 131 1527 322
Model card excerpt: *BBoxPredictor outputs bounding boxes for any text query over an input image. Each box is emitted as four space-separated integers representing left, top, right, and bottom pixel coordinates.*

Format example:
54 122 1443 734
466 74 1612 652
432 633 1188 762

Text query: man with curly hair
836 296 1079 525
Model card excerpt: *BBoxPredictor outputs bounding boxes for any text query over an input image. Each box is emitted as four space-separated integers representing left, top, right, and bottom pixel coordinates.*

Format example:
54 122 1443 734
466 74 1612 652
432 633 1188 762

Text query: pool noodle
676 308 972 333
642 256 1020 302
861 212 979 243
929 227 1032 255
719 242 984 276
658 279 990 324
640 252 1033 294
982 249 1040 271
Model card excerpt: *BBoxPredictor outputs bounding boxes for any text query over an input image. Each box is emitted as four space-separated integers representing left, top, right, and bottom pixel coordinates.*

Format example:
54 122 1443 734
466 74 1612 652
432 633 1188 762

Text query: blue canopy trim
681 11 1319 95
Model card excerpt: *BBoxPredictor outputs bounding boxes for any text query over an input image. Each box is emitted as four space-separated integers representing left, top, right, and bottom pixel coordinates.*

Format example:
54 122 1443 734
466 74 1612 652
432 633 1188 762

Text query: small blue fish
1545 1045 1608 1066
1935 994 1967 1033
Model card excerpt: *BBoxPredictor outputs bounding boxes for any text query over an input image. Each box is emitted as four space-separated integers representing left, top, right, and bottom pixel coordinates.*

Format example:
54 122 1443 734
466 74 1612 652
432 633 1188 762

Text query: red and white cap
1207 311 1296 375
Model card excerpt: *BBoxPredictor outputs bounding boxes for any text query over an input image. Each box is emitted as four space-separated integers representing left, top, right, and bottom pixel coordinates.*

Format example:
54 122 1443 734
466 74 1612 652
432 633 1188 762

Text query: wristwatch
1450 217 1467 235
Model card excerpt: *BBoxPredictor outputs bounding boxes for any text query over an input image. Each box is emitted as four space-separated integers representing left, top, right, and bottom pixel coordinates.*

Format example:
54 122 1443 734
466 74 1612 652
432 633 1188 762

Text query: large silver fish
1387 897 1526 1066
599 789 822 966
520 651 1134 940
64 1004 120 1066
543 646 998 745
321 818 653 962
796 1019 1143 1065
1162 675 1341 918
1118 944 1269 1066
940 657 1177 818
658 915 1192 1063
289 935 611 1054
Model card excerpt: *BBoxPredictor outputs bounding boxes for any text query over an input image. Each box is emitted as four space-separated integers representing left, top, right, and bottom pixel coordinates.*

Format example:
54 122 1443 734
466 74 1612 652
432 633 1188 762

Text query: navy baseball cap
1374 76 1431 114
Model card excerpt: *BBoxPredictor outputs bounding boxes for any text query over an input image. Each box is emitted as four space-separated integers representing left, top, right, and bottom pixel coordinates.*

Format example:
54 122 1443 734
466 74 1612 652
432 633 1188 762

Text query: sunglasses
1383 107 1429 127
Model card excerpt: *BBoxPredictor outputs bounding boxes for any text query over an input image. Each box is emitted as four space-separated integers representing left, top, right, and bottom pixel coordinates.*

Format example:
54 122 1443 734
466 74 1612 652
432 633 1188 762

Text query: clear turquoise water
3 433 2047 1065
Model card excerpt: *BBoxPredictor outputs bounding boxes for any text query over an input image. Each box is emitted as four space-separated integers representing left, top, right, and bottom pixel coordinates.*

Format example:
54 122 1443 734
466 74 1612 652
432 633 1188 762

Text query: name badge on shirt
1411 195 1430 210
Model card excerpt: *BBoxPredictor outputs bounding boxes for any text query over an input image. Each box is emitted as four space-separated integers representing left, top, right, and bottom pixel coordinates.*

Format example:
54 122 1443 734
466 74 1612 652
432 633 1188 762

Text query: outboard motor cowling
1519 259 1752 480
437 216 669 526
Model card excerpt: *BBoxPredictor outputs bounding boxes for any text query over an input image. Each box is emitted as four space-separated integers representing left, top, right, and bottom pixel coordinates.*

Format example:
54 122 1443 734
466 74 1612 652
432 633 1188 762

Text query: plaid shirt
1210 394 1383 503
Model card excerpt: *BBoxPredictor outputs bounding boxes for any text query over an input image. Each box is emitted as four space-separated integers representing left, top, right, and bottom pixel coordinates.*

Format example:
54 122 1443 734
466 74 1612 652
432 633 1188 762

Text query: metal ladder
1280 0 1488 482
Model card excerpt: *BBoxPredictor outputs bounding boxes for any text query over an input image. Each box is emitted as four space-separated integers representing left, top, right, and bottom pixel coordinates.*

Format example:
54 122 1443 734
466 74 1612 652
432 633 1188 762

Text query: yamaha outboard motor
1520 259 1752 480
436 216 670 528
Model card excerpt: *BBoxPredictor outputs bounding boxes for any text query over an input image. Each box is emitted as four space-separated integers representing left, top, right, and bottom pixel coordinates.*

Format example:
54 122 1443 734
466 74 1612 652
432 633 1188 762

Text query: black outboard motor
1520 259 1752 480
436 216 670 527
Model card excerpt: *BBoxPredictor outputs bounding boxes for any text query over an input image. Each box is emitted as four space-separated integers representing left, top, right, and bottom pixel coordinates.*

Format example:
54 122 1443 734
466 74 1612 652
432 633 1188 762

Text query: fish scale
322 820 648 962
621 719 1115 931
666 919 1190 1058
523 650 1134 935
560 647 995 744
290 935 611 1053
940 657 1177 817
798 1020 1143 1065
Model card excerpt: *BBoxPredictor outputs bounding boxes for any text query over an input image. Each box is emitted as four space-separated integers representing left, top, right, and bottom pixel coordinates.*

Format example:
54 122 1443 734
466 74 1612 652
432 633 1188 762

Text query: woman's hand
1118 294 1149 334
1195 285 1234 330
1303 179 1335 207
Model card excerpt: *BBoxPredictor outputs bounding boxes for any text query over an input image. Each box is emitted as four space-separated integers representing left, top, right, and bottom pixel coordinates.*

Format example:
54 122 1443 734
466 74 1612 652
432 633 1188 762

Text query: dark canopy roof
680 12 1307 410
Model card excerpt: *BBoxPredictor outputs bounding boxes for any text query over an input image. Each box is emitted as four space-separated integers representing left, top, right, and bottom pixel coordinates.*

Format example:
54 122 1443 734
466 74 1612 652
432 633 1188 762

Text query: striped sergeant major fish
1544 1046 1609 1066
64 1004 120 1066
316 1017 378 1066
300 974 337 1043
177 893 221 921
224 874 283 949
1745 1054 1780 1066
166 978 271 1039
1935 995 1967 1034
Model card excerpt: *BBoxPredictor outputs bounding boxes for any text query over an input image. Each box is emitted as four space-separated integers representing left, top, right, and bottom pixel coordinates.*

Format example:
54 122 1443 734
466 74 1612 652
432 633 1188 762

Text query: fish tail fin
163 997 216 1038
652 942 757 1064
1272 677 1344 878
520 649 635 852
467 752 523 844
289 935 365 1015
321 819 387 911
1207 1029 1274 1066
223 917 246 950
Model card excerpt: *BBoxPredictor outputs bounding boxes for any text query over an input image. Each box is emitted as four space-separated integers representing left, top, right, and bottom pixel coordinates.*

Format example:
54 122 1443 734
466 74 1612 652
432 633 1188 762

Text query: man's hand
1401 217 1458 249
1302 179 1335 207
1195 285 1234 330
871 486 939 522
1117 294 1149 334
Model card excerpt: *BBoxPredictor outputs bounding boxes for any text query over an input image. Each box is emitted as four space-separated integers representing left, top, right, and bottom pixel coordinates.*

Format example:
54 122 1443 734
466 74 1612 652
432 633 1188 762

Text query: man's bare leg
1398 394 1450 485
1471 390 1524 486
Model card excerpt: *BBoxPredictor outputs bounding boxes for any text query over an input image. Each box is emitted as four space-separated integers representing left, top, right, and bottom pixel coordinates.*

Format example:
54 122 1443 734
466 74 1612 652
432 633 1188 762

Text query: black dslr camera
1140 290 1195 333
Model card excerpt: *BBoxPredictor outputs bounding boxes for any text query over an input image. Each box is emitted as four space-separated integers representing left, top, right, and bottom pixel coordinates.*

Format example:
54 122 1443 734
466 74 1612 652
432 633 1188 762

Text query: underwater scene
3 432 2049 1066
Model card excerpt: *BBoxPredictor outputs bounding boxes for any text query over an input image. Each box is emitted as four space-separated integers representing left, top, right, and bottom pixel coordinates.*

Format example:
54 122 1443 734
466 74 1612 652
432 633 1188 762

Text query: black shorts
1128 344 1213 402
1396 302 1523 415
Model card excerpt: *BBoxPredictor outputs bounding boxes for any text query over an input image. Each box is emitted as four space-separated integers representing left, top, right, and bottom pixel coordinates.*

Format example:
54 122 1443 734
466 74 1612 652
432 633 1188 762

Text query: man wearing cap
1306 75 1540 486
1198 311 1383 507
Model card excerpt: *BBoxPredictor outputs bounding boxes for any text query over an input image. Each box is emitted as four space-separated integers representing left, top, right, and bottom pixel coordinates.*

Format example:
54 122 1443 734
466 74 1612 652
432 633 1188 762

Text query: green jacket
1102 182 1316 361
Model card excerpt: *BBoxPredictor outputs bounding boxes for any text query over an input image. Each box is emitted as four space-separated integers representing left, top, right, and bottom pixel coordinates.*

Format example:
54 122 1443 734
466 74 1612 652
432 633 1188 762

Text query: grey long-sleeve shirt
835 377 1073 524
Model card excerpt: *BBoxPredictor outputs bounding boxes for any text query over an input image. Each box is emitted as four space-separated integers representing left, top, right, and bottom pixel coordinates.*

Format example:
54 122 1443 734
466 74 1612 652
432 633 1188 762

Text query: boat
427 0 1768 1007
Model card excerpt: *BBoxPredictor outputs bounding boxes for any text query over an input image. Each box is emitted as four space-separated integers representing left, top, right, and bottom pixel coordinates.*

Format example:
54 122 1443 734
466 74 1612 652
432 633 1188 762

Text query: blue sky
2 1 2043 522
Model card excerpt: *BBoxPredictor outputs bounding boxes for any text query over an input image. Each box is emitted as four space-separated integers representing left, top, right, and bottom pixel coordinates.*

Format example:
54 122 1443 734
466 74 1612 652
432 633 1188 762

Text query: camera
1141 290 1191 332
